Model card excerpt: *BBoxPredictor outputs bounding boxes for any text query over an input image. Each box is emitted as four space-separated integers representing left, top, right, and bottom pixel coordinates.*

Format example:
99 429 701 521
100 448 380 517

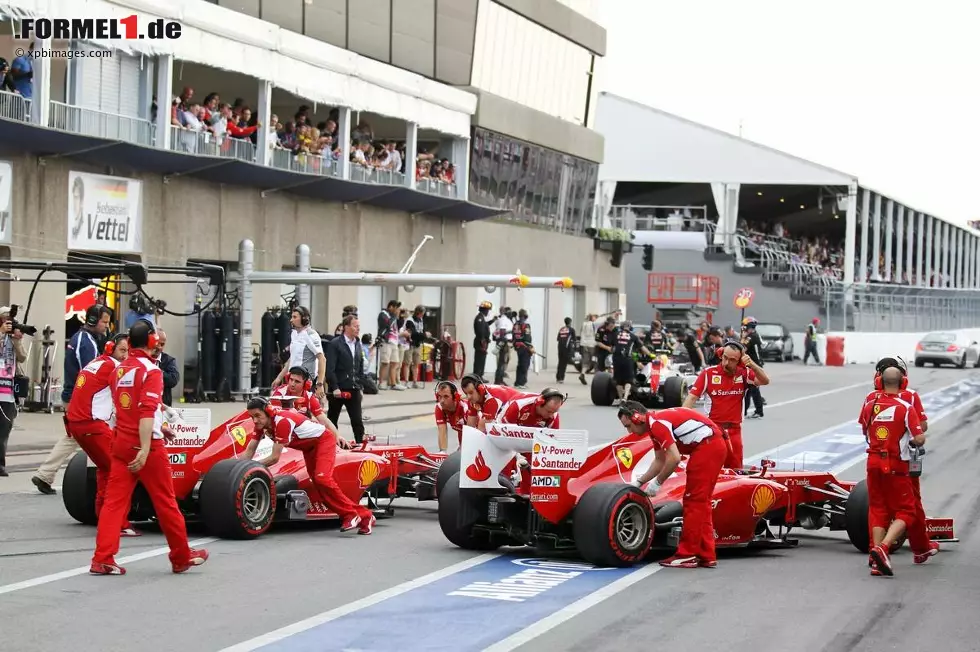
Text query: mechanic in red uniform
859 356 938 568
459 373 529 431
858 363 925 577
91 320 209 576
683 340 769 469
620 401 729 569
497 388 564 428
271 365 348 435
65 334 141 537
245 397 375 534
434 380 475 451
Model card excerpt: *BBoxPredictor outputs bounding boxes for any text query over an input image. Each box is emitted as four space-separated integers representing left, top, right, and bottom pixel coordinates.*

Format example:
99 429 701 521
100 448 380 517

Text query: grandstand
595 92 980 333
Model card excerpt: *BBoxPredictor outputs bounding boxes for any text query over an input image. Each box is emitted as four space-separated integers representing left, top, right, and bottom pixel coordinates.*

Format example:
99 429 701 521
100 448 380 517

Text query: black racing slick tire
574 482 654 567
591 371 617 406
844 479 870 553
662 376 686 408
437 472 500 551
436 450 461 497
63 451 98 526
199 459 276 539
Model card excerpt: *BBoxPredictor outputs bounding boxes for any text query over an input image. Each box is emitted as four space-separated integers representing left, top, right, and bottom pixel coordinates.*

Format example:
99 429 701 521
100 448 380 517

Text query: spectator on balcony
352 140 368 166
170 97 182 126
0 59 15 94
178 86 194 111
9 46 33 99
352 121 373 143
201 93 219 123
182 104 207 132
279 122 299 151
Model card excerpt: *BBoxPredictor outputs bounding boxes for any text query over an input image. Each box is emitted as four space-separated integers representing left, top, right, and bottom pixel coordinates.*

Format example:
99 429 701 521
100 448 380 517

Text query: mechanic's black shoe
32 476 56 494
0 467 8 477
579 374 587 385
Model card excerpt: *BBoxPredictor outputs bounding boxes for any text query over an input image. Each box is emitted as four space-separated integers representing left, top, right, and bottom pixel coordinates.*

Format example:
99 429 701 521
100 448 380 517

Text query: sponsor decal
873 404 882 415
381 450 404 459
709 389 744 397
784 478 811 486
734 376 743 384
750 484 777 517
532 443 542 454
874 426 889 441
616 448 633 469
172 471 184 479
163 408 212 448
530 475 560 488
531 443 583 471
711 375 722 385
530 493 559 503
447 561 597 602
487 424 536 439
716 533 742 541
711 498 722 509
118 392 131 409
75 375 86 388
116 367 126 379
466 451 492 481
168 452 187 465
230 426 247 447
358 459 380 487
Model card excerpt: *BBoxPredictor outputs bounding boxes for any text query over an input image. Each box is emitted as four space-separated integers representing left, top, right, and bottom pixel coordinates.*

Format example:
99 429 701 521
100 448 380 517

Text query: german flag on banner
96 180 129 200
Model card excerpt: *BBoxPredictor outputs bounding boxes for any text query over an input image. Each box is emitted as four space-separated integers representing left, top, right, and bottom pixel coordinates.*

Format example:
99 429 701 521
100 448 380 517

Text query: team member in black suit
326 315 366 444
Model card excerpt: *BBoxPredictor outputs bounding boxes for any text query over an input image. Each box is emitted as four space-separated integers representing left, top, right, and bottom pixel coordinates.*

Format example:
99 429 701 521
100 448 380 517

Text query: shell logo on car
358 459 380 488
532 443 541 454
874 426 889 441
750 484 777 517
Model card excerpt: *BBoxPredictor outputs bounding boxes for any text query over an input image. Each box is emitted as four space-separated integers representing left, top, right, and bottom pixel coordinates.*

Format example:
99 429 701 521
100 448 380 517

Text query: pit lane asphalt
2 364 978 652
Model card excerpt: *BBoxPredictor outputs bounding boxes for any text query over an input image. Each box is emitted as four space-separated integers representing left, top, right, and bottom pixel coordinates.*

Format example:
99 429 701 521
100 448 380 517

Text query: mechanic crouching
244 396 375 535
460 373 528 432
859 357 936 575
620 401 728 569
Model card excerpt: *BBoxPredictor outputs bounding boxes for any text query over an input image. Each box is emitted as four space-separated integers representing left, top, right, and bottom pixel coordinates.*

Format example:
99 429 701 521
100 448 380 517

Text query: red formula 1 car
62 406 446 539
439 426 958 567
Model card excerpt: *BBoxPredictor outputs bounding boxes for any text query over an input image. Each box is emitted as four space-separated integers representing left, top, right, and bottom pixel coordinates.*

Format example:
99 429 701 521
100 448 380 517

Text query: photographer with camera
0 307 30 478
32 304 111 494
125 293 165 330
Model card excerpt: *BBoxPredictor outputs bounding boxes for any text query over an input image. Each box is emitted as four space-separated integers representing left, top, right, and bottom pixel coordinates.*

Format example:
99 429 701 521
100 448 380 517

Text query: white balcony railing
49 101 154 146
0 91 31 122
269 147 339 177
168 125 256 162
416 177 458 199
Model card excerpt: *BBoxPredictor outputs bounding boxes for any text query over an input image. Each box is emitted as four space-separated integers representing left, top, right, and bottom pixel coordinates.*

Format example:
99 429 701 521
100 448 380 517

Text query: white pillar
872 194 882 280
843 181 858 285
238 239 255 396
256 80 272 166
155 54 174 150
972 235 978 289
904 208 913 285
337 107 352 180
894 205 904 284
943 222 951 287
916 213 925 287
453 136 470 201
30 37 52 126
404 121 418 189
924 216 933 287
296 244 311 308
138 55 155 121
884 199 894 281
953 228 961 289
858 188 871 283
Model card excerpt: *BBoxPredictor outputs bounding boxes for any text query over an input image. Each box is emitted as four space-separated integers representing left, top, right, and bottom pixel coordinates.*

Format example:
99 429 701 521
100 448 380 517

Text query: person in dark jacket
555 317 576 384
33 304 111 494
326 315 366 443
741 318 765 418
154 329 180 406
472 301 495 379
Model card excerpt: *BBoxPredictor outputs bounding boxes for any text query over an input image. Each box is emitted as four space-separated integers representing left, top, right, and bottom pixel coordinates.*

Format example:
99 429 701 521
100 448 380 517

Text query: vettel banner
0 160 11 245
68 171 143 253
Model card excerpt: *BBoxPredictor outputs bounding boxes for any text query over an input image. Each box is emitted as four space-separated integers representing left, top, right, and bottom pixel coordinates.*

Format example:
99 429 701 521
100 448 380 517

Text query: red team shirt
498 395 561 429
67 355 121 424
435 399 471 441
251 409 327 451
467 384 528 422
860 389 926 431
859 393 923 469
272 385 324 418
689 364 756 424
643 407 722 455
111 350 166 447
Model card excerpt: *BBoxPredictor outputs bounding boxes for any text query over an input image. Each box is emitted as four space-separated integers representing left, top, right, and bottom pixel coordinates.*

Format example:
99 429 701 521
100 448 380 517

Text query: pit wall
787 329 980 366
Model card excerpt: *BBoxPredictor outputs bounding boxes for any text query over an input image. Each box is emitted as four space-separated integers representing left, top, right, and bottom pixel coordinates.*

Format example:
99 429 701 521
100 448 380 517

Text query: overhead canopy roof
595 92 857 187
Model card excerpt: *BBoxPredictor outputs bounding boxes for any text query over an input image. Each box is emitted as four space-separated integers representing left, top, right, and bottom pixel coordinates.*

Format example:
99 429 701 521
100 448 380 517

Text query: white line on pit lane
757 380 868 411
216 553 501 652
0 536 218 597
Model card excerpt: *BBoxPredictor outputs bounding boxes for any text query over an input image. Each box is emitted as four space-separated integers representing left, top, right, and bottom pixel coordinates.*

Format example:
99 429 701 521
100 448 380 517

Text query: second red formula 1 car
439 426 958 567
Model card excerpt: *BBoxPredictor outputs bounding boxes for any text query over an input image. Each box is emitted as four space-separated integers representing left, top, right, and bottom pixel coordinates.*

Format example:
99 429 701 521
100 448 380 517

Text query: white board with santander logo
163 408 212 448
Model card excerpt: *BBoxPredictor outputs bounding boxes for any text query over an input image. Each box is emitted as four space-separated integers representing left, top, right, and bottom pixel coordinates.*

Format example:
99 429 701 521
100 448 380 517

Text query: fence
823 285 980 333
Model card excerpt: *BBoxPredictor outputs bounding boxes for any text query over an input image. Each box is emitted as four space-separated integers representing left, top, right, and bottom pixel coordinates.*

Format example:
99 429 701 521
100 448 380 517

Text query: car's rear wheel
63 451 98 526
437 472 500 550
573 482 653 567
591 372 617 406
844 479 870 553
662 376 686 408
436 450 461 497
199 459 276 539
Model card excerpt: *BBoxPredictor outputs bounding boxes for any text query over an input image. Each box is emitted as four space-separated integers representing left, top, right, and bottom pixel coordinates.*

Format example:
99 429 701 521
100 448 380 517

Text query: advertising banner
0 160 12 245
67 171 142 253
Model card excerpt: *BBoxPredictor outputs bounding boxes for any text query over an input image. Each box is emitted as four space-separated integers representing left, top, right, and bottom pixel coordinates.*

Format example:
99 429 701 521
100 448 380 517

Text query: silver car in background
913 331 980 368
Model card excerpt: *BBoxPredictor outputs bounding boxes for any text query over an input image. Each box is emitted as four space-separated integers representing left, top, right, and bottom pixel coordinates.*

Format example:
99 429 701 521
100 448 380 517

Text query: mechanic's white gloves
632 478 661 496
162 405 179 421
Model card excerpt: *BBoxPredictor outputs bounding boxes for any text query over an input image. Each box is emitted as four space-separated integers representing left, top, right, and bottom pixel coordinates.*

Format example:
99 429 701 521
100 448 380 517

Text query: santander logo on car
466 451 492 482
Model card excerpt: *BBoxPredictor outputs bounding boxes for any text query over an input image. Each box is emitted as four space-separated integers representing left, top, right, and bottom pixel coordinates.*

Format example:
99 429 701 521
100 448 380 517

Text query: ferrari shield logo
616 448 633 469
117 367 126 379
230 426 247 446
873 405 881 415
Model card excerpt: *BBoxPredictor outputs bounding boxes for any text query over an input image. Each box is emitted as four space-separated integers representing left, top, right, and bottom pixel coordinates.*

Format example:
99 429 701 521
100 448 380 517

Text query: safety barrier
350 165 407 187
415 176 458 199
270 147 340 177
823 285 980 333
50 101 154 146
168 125 256 162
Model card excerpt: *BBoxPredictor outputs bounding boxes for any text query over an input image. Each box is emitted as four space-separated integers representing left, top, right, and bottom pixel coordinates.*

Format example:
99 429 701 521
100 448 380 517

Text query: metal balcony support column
843 181 858 286
296 244 311 309
155 54 174 150
858 188 870 283
337 107 352 180
894 205 904 283
405 121 418 189
256 80 273 167
30 38 51 126
916 213 925 287
238 239 255 397
884 199 894 281
871 194 882 281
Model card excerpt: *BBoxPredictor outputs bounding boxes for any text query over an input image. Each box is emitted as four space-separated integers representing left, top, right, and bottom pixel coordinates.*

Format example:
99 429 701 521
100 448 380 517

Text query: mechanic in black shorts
594 316 617 373
611 321 652 403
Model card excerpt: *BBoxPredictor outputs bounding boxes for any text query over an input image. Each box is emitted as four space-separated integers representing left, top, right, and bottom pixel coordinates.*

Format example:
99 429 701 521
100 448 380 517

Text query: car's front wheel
573 483 653 567
199 459 276 539
63 451 98 526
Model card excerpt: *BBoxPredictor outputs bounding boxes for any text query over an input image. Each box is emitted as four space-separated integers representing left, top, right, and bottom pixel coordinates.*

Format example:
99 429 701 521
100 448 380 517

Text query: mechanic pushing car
683 340 769 469
90 320 209 576
434 380 474 452
459 373 530 431
498 388 565 429
859 356 938 570
272 365 339 430
620 401 729 569
611 321 653 404
65 334 141 539
857 360 926 577
244 396 375 535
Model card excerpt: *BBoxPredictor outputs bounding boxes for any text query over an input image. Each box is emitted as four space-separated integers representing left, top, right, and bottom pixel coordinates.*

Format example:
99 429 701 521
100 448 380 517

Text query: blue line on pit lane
745 377 980 473
254 556 636 652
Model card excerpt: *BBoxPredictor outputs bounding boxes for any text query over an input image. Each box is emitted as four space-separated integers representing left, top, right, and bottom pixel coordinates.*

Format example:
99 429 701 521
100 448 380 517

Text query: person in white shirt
271 306 326 399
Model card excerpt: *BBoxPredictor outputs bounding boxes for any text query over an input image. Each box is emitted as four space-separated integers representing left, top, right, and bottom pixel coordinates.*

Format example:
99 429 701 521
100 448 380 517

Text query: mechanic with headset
497 388 565 429
434 380 475 452
65 334 141 538
91 320 209 576
269 365 348 435
620 401 729 569
32 304 112 495
271 305 326 401
683 339 769 470
859 356 938 570
740 317 765 419
459 374 530 432
857 358 926 577
244 396 374 535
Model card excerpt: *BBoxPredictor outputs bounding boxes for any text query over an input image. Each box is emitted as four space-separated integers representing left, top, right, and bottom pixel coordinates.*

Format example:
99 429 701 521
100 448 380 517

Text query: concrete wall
1 154 620 398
